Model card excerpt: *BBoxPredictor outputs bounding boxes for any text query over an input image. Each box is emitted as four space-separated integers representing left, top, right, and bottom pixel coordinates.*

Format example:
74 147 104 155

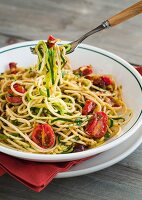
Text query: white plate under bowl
56 125 142 178
0 41 142 162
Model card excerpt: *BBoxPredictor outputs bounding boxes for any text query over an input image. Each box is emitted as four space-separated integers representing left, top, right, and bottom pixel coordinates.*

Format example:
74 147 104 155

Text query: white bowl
0 41 142 162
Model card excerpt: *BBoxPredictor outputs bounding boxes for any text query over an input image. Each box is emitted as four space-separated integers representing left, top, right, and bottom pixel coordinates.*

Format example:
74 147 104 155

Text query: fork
65 1 142 54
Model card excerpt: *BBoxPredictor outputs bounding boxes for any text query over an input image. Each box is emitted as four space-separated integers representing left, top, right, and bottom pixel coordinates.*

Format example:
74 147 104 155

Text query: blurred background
0 0 141 63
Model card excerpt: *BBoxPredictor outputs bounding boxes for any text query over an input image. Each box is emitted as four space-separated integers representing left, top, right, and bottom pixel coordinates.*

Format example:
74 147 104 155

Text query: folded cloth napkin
0 153 87 192
0 166 5 176
134 65 142 75
0 65 141 192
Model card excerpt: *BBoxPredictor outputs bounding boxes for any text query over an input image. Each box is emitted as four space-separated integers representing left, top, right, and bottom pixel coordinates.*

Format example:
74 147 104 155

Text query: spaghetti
0 36 132 154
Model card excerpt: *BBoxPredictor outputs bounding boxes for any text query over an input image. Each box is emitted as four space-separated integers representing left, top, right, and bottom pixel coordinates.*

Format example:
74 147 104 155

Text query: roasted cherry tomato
80 65 93 76
32 124 55 148
74 65 93 76
82 100 96 115
6 89 23 104
13 84 26 94
47 35 56 48
93 76 101 86
5 83 26 104
101 76 113 86
85 112 108 138
93 75 113 87
9 62 17 74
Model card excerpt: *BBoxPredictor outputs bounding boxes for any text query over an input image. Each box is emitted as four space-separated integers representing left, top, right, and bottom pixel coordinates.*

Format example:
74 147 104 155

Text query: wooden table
0 0 142 199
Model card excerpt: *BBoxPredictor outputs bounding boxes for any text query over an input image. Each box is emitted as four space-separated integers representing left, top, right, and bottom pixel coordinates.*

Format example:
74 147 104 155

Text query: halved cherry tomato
93 75 113 87
80 65 93 76
93 76 101 86
9 62 17 74
32 124 55 148
47 35 56 48
82 100 96 115
6 95 22 104
101 76 113 86
13 84 26 94
5 83 26 104
6 89 23 104
48 35 56 41
85 112 108 138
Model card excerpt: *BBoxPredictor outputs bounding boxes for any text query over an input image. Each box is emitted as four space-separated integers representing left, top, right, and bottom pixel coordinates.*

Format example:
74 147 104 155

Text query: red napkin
0 153 88 192
134 65 142 75
0 166 5 176
0 65 141 192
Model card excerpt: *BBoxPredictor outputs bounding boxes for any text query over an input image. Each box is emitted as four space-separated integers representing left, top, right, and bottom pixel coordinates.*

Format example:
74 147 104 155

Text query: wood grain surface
0 0 142 199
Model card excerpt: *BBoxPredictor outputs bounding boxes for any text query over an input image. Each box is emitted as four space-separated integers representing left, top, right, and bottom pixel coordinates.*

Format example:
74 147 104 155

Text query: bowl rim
0 40 142 161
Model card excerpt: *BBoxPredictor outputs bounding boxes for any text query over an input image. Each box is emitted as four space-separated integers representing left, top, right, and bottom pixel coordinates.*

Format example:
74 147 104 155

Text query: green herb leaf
58 79 61 86
26 116 33 120
109 118 114 128
0 134 8 140
31 107 40 114
46 88 50 97
11 133 20 137
38 62 42 70
104 132 111 140
26 93 31 102
74 136 80 141
80 103 84 108
11 119 22 126
112 117 125 121
52 118 73 123
61 145 74 154
75 118 82 126
58 135 63 143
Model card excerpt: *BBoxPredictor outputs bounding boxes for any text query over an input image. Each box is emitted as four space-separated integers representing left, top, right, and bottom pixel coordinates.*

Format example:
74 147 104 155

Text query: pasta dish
0 36 132 154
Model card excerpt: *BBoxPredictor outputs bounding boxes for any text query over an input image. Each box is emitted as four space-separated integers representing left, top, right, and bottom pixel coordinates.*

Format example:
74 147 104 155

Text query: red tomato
93 76 113 88
48 35 56 41
93 76 102 86
13 84 26 94
80 65 93 76
6 89 23 104
85 75 94 81
32 124 55 148
5 83 26 104
85 112 108 138
9 62 17 74
47 35 56 48
82 100 96 115
101 76 113 86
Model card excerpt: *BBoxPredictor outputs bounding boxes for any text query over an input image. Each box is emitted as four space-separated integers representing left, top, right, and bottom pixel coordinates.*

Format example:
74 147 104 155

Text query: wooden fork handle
108 0 142 27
